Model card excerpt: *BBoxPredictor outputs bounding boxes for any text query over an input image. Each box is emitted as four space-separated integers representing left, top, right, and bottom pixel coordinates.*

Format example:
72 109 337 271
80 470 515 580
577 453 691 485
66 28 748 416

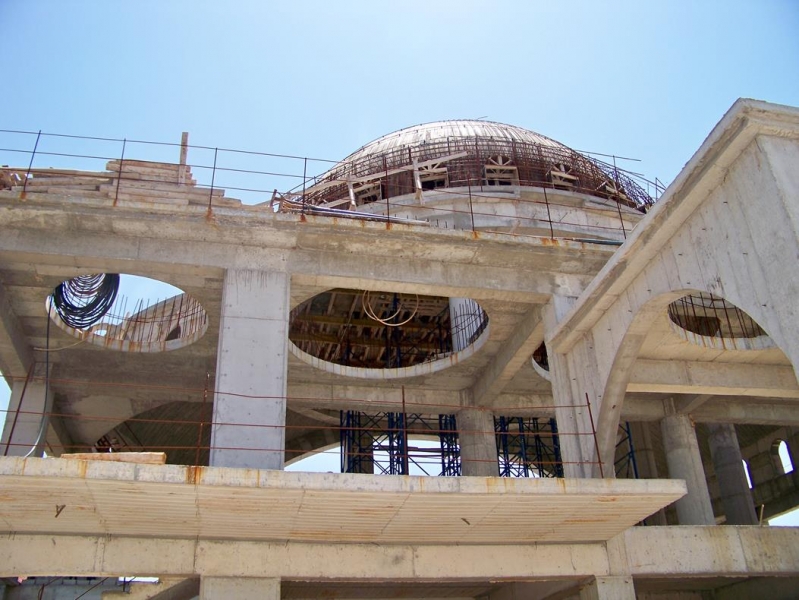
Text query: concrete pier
708 423 758 525
210 269 289 469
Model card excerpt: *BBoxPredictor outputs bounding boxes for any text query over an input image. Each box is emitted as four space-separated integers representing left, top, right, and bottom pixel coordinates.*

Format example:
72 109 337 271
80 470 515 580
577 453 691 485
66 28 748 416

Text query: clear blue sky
1 0 798 519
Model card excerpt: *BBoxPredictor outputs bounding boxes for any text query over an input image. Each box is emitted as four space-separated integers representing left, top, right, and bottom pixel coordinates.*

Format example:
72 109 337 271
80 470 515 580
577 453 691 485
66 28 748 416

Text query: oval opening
47 274 208 352
667 292 773 350
288 288 489 379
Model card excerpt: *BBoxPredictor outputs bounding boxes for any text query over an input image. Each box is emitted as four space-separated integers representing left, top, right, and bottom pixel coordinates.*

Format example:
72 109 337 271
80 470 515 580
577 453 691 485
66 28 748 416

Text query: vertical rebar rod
542 184 555 239
195 372 210 467
585 392 604 478
384 156 390 224
302 157 308 216
467 177 475 232
208 148 218 209
113 138 126 207
22 130 41 195
613 156 627 239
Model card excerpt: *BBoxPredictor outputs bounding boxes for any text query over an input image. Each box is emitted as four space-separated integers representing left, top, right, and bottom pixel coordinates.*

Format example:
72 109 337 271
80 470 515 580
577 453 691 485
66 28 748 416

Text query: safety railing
0 373 606 477
1 128 665 245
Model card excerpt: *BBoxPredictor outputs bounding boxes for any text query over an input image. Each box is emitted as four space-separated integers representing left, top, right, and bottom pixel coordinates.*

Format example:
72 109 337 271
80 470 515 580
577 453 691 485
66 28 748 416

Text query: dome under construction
293 119 653 214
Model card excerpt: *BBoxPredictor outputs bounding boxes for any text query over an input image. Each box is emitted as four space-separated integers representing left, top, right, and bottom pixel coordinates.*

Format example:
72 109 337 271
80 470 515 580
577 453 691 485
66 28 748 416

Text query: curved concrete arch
549 109 799 477
594 290 690 473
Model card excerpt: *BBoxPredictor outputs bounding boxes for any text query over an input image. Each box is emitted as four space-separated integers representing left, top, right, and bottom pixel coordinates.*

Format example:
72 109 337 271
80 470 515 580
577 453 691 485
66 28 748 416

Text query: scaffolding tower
494 417 565 478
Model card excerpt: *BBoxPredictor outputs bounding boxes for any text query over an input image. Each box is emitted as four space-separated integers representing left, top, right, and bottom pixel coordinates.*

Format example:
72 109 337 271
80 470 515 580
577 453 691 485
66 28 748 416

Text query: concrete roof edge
548 99 799 352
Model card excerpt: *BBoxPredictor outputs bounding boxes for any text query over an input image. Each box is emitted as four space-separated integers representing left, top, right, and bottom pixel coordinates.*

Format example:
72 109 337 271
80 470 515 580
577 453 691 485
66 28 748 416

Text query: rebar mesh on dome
303 136 653 209
668 293 766 339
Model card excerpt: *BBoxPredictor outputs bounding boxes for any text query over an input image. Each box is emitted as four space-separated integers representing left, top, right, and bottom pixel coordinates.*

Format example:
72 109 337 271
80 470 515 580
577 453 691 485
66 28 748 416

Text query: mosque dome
302 120 652 209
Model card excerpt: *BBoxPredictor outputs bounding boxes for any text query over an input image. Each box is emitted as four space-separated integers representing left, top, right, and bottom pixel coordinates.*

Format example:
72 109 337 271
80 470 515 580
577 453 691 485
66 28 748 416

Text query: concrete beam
286 383 467 414
628 360 799 398
0 535 611 580
624 526 799 577
4 527 797 581
622 396 799 427
0 208 596 303
470 305 543 404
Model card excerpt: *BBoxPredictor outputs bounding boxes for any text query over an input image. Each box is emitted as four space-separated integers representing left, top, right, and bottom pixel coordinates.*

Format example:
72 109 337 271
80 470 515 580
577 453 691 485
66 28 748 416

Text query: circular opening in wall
667 292 773 350
289 288 489 379
46 274 208 352
530 341 551 381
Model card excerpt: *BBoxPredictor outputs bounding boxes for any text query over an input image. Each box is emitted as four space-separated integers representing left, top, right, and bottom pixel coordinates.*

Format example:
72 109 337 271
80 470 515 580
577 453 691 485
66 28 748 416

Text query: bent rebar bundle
51 273 120 329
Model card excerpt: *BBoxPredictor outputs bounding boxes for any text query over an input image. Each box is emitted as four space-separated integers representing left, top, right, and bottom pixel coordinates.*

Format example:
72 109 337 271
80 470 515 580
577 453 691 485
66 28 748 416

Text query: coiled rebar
51 273 120 329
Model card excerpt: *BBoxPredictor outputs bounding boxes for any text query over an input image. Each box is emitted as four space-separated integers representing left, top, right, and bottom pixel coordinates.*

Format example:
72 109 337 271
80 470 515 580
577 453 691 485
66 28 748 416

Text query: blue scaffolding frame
340 412 564 478
614 421 639 479
494 416 565 478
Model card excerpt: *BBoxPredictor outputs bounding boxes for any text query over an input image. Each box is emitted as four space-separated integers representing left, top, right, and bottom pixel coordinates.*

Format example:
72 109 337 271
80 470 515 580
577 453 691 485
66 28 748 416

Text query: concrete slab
0 457 684 545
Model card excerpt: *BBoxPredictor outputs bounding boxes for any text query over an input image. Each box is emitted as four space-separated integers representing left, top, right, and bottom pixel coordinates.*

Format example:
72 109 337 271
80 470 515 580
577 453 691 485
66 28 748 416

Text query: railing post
195 372 210 467
21 130 42 196
542 184 554 239
467 177 475 233
208 148 218 211
113 138 126 207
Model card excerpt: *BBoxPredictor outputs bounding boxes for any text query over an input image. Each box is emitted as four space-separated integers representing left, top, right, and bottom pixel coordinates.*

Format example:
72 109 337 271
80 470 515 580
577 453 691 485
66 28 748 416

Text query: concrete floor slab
0 457 684 544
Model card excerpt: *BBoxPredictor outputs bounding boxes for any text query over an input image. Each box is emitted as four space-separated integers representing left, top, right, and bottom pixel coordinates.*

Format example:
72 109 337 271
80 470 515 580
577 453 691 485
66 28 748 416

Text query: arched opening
742 459 753 489
771 439 794 474
667 292 772 349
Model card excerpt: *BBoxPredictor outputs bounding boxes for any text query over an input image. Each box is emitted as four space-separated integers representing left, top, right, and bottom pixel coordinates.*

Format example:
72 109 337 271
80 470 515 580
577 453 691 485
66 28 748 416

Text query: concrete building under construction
0 98 798 599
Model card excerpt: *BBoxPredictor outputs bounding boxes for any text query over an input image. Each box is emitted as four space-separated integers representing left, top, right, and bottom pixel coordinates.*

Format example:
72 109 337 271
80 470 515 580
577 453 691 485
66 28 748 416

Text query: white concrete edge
0 456 686 499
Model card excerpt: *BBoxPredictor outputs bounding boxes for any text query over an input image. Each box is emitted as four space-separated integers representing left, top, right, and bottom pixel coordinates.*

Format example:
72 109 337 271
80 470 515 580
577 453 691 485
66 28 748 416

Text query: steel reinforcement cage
302 135 653 210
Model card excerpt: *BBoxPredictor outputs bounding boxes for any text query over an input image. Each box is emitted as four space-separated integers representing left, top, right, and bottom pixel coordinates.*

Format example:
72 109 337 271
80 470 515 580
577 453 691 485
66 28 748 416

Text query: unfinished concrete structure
0 99 798 599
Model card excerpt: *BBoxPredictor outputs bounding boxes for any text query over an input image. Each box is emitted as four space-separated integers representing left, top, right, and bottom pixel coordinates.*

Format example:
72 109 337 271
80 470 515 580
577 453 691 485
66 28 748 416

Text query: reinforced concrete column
707 423 757 525
0 376 52 457
200 577 279 600
579 576 635 600
210 269 289 470
457 408 497 476
544 295 593 478
660 403 714 525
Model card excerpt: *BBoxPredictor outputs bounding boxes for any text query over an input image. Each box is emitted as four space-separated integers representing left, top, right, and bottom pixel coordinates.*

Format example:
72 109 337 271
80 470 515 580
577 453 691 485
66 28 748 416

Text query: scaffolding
341 412 566 477
615 421 639 479
494 417 565 478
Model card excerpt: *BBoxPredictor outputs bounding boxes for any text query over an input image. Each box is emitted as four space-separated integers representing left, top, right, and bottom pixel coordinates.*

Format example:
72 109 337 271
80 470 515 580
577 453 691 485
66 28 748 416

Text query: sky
1 0 798 521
